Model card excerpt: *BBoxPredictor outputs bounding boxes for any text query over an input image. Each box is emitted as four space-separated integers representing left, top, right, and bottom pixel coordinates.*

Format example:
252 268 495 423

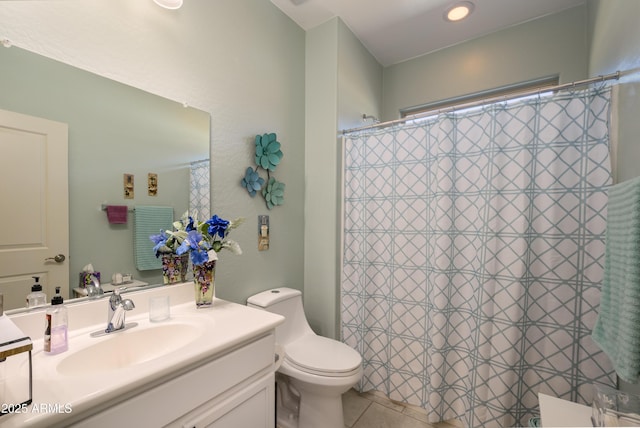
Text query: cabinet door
182 372 274 428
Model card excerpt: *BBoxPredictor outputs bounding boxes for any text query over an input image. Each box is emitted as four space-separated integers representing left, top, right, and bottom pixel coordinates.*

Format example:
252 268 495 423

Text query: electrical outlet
258 215 269 251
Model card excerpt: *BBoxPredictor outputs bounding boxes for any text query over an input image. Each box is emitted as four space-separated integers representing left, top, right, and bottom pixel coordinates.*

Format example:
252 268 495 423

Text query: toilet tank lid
246 287 301 308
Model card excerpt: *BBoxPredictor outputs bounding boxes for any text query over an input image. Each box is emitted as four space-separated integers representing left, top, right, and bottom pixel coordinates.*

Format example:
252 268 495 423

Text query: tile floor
342 389 462 428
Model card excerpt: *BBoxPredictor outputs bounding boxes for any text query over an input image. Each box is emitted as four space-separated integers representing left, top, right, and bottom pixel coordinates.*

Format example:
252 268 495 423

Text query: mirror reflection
0 46 210 311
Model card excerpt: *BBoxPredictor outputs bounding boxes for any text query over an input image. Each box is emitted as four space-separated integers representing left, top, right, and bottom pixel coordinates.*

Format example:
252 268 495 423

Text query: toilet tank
247 287 313 345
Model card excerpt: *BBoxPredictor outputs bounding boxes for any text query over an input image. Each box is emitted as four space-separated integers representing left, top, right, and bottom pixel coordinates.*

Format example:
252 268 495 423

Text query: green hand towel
593 176 640 383
134 206 174 271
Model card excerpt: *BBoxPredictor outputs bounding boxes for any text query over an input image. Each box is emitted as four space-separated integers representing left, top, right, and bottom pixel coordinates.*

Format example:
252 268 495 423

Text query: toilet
247 287 362 428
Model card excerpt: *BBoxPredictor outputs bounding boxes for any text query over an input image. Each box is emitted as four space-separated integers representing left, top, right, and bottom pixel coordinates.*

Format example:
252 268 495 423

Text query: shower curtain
190 159 210 219
341 86 616 427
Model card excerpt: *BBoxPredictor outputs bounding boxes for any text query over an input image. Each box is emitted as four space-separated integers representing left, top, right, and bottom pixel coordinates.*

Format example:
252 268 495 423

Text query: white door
0 108 69 310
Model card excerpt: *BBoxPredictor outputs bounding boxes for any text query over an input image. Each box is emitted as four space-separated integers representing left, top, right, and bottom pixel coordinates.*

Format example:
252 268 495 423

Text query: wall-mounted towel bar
101 204 134 212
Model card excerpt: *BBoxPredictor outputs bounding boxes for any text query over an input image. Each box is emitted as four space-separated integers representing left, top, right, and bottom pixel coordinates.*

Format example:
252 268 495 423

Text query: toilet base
288 376 354 428
276 375 300 428
276 409 298 428
296 388 345 428
276 372 351 428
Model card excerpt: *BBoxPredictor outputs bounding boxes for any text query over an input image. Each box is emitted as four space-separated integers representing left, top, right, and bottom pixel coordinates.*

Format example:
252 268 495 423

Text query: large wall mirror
0 46 210 311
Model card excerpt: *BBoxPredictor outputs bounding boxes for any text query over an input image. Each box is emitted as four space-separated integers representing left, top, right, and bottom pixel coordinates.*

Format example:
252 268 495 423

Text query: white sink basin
57 321 203 376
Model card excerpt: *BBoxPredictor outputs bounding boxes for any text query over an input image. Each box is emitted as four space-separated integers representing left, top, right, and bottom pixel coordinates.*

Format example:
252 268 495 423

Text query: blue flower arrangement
150 212 243 265
241 132 285 209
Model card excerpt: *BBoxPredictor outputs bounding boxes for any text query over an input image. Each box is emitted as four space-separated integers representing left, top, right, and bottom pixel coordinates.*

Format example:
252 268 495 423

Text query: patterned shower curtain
341 86 616 427
190 159 210 219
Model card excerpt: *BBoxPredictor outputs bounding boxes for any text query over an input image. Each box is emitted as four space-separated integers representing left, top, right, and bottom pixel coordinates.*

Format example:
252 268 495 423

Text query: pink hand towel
106 205 128 224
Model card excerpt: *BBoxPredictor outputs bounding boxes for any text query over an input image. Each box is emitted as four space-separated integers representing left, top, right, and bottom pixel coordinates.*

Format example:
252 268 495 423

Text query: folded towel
592 176 640 383
106 205 128 224
134 206 174 271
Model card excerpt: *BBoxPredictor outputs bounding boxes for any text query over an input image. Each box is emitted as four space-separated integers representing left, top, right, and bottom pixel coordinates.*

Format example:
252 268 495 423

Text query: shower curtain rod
340 71 621 135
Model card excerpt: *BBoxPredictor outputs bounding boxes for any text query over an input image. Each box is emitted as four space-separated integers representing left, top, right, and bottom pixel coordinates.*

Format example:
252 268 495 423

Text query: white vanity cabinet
71 333 276 428
3 284 284 428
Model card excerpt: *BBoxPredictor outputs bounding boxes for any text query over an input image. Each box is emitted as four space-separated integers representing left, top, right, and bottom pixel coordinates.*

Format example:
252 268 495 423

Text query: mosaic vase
161 254 189 285
193 260 216 307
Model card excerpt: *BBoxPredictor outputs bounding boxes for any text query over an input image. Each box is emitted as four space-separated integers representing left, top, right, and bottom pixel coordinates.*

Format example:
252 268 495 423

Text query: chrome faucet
86 273 104 299
105 288 135 333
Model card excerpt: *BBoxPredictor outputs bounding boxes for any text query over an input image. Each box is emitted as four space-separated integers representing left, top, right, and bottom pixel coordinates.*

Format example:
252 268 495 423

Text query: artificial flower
224 240 243 255
262 177 285 209
241 166 265 197
255 133 283 171
176 230 205 255
206 215 230 239
150 230 170 256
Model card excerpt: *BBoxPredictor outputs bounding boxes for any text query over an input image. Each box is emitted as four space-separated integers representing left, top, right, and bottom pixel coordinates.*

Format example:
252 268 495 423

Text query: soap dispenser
44 287 68 355
26 276 47 308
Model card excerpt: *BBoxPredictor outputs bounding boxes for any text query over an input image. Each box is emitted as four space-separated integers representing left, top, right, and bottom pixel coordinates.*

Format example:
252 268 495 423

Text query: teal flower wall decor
255 133 283 171
241 167 265 197
241 132 286 209
262 177 285 209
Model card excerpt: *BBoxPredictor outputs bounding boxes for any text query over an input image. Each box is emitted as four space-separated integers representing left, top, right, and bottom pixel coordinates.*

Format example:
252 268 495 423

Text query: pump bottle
26 276 47 308
44 287 68 354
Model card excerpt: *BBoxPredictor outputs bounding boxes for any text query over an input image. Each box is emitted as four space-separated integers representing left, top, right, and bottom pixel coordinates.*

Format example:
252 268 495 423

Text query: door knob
45 254 66 263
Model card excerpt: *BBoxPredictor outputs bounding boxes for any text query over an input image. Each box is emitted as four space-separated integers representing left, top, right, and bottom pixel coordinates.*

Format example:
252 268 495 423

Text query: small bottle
44 287 68 355
27 276 47 308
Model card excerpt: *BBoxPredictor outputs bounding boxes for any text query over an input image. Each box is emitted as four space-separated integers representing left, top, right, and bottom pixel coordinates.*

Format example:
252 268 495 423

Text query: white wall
0 0 306 304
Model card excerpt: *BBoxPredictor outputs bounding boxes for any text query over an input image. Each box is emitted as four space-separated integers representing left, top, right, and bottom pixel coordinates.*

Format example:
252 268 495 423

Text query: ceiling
270 0 586 67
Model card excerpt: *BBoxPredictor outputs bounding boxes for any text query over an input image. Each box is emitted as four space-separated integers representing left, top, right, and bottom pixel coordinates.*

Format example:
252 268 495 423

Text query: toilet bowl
247 287 362 428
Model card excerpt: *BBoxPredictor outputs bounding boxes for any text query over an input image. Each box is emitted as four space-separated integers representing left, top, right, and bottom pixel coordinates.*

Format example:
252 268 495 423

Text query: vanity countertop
0 283 284 428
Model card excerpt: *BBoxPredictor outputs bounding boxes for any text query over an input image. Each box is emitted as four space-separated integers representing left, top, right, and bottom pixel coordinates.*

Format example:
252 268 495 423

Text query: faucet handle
113 286 127 296
86 273 104 299
109 287 127 308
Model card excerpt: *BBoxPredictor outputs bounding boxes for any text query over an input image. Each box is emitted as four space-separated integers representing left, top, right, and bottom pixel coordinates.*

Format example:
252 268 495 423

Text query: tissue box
79 272 100 288
592 384 640 426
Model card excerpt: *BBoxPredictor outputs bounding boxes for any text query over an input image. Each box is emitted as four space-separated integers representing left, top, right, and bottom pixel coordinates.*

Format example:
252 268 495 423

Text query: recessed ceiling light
153 0 183 10
444 1 475 22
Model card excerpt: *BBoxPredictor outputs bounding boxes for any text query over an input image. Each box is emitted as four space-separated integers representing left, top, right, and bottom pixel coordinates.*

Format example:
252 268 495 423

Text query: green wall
587 0 640 392
382 6 588 121
304 19 340 337
588 0 640 184
304 18 383 338
0 0 307 306
196 0 307 305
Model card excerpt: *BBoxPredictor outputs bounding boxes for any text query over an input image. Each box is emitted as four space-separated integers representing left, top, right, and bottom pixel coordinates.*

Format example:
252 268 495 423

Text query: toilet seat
284 335 361 377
